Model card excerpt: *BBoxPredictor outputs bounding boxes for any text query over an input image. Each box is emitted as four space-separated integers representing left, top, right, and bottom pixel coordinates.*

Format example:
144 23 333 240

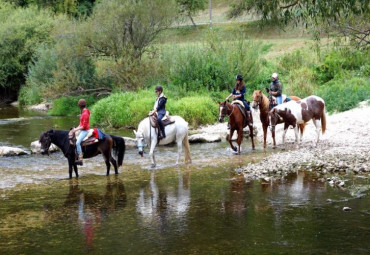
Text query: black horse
39 129 125 178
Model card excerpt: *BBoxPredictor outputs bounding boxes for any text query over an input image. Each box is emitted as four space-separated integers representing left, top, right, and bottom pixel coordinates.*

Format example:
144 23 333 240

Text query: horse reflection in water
63 177 127 250
136 169 191 233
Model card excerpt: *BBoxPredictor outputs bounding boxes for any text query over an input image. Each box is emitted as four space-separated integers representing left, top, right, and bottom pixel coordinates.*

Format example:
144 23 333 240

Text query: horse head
39 130 53 155
268 108 281 132
218 101 228 123
134 130 145 157
252 90 263 110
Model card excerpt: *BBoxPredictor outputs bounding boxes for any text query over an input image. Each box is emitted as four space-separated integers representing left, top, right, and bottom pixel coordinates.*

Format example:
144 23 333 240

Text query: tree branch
280 1 300 9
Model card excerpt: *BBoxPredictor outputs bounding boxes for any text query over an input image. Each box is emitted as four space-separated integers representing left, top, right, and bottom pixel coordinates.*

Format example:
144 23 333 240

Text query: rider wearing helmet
150 85 167 139
73 99 90 165
225 74 252 128
269 73 283 105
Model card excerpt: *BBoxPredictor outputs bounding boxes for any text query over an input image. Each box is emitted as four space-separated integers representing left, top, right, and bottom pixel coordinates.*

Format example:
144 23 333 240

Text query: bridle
219 103 235 120
252 94 262 109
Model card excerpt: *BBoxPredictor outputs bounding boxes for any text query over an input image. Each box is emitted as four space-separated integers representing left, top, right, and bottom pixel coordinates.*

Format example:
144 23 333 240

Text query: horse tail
183 133 192 164
321 108 326 134
111 135 125 167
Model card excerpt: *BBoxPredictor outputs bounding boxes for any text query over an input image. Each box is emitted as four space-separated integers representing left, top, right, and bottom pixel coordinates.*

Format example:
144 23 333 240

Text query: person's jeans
76 130 89 154
276 95 282 105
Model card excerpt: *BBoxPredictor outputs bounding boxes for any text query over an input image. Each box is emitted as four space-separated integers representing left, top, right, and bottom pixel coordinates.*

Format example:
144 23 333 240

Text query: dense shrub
90 92 218 128
284 67 317 98
18 85 43 106
161 33 263 94
48 95 100 116
0 3 57 93
315 48 370 84
90 91 154 128
314 77 370 113
171 96 218 127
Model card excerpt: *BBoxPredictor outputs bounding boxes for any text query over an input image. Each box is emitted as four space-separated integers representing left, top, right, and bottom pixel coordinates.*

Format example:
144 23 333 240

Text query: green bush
0 3 57 93
161 33 263 94
285 67 317 98
49 95 99 116
90 91 219 128
18 85 43 106
315 48 370 84
90 91 154 128
171 96 218 127
314 77 370 113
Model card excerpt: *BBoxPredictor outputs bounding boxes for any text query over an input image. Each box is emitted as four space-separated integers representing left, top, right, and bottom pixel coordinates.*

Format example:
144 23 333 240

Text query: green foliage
171 96 218 127
90 92 154 128
90 91 218 128
0 3 56 92
314 77 370 113
18 85 43 106
162 33 263 95
315 48 370 84
48 95 99 116
284 67 317 98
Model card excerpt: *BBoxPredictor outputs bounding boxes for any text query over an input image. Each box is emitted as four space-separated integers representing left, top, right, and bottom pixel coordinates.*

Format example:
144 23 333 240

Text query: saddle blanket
75 128 106 146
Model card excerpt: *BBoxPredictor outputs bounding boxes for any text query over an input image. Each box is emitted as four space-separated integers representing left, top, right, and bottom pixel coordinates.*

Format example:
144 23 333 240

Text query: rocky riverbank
237 101 370 184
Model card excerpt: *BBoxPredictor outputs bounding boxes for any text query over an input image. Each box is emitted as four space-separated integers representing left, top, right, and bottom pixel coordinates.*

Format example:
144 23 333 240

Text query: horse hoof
151 164 156 168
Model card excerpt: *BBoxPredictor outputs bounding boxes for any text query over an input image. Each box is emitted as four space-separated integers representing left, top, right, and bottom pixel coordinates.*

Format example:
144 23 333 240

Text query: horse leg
236 129 243 155
68 158 74 179
282 124 289 148
263 123 268 149
73 164 79 178
149 141 157 168
312 118 321 146
102 151 111 176
110 156 118 174
228 129 237 152
249 124 255 150
176 140 183 165
293 125 300 147
271 129 277 149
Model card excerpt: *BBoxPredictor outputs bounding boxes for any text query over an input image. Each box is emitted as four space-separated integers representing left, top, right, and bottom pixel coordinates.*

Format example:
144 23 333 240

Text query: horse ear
133 130 137 135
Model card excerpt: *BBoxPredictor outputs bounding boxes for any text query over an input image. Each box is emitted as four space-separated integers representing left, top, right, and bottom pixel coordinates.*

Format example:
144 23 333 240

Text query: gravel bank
239 101 370 183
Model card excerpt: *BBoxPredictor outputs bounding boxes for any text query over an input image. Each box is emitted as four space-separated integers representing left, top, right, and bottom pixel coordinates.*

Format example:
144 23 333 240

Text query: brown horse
251 90 305 148
218 101 255 154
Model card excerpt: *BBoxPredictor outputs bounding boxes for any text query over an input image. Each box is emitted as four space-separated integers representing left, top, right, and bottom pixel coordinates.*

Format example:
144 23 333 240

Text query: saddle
68 129 99 147
231 101 252 128
149 111 175 128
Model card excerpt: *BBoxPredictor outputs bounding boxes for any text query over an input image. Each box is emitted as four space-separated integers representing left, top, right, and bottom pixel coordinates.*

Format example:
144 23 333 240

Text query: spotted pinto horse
268 95 326 147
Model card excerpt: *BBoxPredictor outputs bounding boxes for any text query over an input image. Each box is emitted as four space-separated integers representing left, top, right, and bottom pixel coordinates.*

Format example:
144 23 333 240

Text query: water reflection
136 168 191 234
63 176 127 250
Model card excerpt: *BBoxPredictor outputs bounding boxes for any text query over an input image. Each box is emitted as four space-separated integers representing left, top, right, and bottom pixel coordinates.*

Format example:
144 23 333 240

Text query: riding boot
159 126 166 139
76 153 83 166
247 111 252 123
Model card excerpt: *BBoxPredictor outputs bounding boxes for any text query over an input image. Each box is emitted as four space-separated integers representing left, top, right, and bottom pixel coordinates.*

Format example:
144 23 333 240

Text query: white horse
134 116 192 168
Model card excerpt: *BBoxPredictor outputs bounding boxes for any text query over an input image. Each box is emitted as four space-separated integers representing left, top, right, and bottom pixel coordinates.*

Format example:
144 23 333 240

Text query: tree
228 0 370 48
0 2 56 94
84 0 178 60
177 0 207 27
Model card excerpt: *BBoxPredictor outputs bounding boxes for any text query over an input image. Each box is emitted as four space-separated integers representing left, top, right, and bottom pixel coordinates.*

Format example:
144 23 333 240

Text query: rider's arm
225 93 233 101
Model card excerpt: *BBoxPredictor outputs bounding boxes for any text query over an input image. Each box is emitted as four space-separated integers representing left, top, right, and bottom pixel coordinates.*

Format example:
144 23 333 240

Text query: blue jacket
155 95 167 115
232 86 246 102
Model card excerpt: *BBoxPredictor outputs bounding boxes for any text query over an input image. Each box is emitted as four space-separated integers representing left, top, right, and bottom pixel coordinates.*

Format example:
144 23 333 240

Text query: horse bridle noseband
220 103 235 119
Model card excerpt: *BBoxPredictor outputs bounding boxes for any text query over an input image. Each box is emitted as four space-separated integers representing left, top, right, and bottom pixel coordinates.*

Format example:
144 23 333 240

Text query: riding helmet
236 74 243 81
272 73 278 79
78 99 86 108
155 85 163 92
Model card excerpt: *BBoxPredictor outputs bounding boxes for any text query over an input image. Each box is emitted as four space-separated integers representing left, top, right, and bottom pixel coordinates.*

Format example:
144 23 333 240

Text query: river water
0 104 369 254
